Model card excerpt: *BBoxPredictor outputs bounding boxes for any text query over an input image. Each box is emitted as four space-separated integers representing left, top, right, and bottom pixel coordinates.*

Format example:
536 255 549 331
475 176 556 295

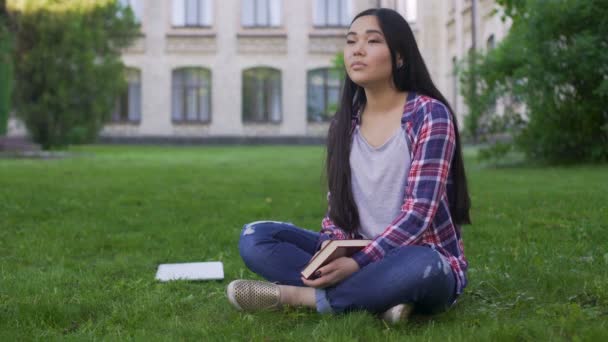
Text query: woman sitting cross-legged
226 7 471 324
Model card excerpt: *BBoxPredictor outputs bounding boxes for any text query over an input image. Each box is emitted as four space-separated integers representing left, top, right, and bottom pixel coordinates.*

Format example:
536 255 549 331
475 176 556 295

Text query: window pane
327 0 339 26
269 0 281 26
172 0 185 26
327 70 341 118
186 0 198 26
172 70 184 120
256 0 269 26
202 0 213 26
128 83 138 121
243 68 281 122
199 72 210 121
127 69 141 121
487 34 495 50
340 0 350 26
270 74 281 122
242 0 254 26
255 76 265 121
313 0 325 26
199 87 209 121
307 70 325 121
131 0 143 23
186 87 197 121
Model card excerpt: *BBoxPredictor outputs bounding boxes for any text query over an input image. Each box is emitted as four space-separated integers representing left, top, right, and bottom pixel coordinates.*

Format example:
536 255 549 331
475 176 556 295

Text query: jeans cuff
315 288 333 314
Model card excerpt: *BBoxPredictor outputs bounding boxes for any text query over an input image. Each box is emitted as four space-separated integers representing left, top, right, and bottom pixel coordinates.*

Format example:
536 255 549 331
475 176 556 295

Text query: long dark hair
325 8 471 233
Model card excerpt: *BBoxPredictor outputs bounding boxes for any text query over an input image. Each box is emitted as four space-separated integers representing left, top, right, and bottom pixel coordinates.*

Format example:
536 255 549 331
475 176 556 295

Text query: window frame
171 67 213 124
242 67 283 124
313 0 350 28
172 0 213 28
112 68 142 124
241 0 282 28
306 67 344 123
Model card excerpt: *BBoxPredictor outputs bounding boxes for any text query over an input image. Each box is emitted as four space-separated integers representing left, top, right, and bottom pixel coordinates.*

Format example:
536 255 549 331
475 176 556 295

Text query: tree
0 0 11 135
463 0 608 163
10 0 139 149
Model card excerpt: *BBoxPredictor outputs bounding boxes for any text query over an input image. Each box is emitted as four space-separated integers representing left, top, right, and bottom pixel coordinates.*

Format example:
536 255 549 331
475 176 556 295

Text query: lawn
0 145 607 341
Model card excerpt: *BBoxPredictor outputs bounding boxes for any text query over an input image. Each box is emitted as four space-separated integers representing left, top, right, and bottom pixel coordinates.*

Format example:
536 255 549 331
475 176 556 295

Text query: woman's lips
351 62 367 70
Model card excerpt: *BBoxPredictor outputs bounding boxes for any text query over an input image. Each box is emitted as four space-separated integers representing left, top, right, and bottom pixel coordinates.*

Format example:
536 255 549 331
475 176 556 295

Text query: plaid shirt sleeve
317 191 351 250
351 100 456 268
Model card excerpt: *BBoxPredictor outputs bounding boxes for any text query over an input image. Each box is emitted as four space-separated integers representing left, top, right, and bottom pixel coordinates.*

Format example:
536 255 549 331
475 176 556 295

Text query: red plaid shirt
320 92 468 296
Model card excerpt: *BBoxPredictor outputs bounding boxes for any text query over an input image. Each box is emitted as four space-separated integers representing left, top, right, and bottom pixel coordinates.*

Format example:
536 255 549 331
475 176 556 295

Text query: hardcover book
301 240 372 279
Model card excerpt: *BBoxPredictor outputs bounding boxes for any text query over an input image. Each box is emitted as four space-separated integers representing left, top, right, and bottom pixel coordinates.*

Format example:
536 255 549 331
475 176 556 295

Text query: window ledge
167 30 216 38
242 121 282 125
172 120 212 125
237 27 287 38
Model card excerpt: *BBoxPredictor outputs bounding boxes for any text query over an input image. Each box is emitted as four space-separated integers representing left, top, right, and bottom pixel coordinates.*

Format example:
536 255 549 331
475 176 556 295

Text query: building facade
99 0 417 141
417 0 511 122
7 0 510 140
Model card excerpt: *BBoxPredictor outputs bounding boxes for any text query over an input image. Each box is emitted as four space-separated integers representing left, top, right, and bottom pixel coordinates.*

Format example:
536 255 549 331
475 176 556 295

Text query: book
301 239 372 280
155 261 224 281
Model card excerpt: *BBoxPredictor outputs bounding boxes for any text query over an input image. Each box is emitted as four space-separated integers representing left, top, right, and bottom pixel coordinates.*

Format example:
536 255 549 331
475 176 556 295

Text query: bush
0 6 11 135
10 0 138 149
463 0 608 164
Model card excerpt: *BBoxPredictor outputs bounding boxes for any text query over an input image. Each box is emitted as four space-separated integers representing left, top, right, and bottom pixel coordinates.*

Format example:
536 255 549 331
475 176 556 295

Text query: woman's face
344 15 394 88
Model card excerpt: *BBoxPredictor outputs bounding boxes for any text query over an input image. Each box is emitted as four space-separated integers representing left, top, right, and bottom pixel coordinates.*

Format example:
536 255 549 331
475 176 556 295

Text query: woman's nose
353 42 365 56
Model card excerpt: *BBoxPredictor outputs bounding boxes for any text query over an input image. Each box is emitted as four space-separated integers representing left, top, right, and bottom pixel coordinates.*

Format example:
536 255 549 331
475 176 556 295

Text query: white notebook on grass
155 262 224 281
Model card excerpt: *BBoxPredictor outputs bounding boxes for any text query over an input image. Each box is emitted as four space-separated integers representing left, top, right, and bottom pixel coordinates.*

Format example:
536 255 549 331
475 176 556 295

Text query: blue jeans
238 221 457 315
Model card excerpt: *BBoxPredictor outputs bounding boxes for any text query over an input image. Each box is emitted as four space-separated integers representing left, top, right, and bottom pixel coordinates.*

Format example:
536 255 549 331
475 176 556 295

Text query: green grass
1 145 607 341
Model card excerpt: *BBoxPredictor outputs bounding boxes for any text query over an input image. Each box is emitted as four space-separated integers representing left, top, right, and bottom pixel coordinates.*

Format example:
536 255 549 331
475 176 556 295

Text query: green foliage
10 0 138 149
462 0 608 164
0 5 12 135
331 52 345 76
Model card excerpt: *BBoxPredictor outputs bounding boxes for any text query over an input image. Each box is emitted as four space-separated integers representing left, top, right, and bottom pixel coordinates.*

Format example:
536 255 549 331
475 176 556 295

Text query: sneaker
381 303 414 324
226 279 282 312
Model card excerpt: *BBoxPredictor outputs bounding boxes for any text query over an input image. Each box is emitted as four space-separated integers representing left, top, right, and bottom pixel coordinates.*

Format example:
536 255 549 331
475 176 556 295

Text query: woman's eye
369 40 380 44
346 40 355 44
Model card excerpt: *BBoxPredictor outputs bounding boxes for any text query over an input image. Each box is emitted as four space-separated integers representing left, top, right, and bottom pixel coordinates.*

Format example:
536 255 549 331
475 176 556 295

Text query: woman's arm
351 100 456 268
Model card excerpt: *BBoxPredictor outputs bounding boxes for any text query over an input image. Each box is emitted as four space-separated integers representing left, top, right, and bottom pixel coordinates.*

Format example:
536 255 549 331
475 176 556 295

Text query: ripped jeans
238 221 457 315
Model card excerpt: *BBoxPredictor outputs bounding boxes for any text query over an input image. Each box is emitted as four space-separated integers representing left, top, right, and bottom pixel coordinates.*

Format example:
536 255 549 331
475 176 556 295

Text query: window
307 68 343 122
172 0 213 27
487 34 496 51
242 67 282 123
313 0 350 27
405 0 417 22
118 0 143 23
112 68 141 123
172 68 212 123
242 0 282 27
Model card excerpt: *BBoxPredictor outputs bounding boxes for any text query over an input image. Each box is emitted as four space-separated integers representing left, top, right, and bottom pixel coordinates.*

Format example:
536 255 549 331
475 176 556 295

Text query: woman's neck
362 83 408 117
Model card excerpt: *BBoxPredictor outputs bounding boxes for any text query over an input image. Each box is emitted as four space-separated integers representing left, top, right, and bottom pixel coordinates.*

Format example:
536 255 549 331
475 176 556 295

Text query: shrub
10 0 138 149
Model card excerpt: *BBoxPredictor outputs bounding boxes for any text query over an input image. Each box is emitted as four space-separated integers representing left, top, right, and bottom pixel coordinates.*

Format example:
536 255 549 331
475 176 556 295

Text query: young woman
227 8 471 323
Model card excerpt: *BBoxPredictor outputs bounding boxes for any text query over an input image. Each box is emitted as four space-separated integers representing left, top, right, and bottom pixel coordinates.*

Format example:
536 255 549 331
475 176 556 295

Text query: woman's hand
301 257 360 288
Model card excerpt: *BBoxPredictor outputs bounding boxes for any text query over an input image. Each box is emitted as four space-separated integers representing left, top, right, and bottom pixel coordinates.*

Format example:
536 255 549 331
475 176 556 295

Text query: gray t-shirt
350 125 411 239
